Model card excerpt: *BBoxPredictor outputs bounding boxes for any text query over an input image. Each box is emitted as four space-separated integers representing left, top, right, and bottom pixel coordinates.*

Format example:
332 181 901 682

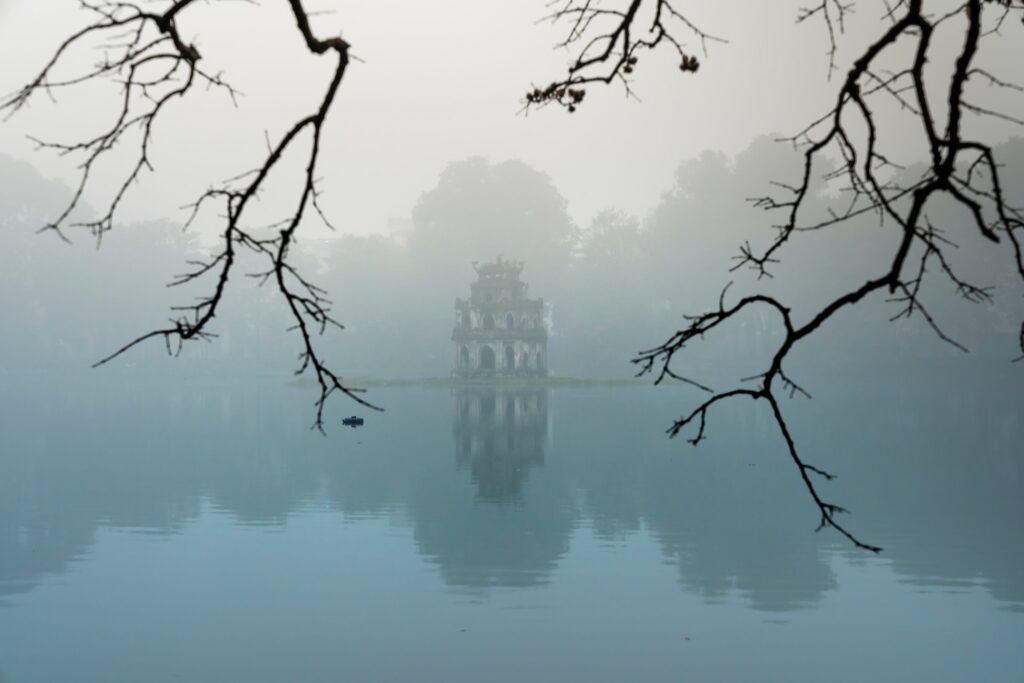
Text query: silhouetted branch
525 0 724 111
796 0 854 78
4 0 379 429
633 0 1024 551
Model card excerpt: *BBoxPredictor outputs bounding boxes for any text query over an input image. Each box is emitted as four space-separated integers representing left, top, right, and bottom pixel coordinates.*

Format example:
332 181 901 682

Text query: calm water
0 373 1022 682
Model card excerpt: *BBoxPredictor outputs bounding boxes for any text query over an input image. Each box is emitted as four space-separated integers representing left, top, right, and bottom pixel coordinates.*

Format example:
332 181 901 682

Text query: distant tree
410 157 577 290
4 0 1024 549
0 156 205 365
580 209 642 268
556 208 657 376
642 141 819 298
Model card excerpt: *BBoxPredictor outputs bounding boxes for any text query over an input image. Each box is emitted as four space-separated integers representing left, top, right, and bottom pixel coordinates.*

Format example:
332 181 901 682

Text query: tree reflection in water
0 377 1021 612
409 387 570 589
453 388 548 505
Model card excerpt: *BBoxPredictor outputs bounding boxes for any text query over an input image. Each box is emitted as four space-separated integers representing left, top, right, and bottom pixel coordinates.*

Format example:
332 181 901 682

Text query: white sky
1 1 1022 238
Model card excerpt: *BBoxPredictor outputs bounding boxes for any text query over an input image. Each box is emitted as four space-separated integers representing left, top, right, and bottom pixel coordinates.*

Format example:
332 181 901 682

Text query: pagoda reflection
453 387 548 504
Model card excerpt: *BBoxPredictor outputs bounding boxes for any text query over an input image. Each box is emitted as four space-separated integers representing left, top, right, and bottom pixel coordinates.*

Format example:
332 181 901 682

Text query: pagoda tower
452 257 547 377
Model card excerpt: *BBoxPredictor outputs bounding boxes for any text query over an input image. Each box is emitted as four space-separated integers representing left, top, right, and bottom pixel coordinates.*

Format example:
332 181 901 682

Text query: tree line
3 134 1021 380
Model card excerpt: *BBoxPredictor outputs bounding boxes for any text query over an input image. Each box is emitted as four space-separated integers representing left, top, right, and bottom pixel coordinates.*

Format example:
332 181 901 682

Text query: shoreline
285 375 651 389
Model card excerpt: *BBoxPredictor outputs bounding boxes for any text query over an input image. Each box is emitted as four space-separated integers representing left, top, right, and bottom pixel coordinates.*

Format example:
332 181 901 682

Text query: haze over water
2 3 1024 679
1 372 1021 682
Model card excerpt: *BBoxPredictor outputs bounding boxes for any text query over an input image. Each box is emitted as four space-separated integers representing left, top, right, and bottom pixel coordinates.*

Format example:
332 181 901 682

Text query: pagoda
452 257 547 377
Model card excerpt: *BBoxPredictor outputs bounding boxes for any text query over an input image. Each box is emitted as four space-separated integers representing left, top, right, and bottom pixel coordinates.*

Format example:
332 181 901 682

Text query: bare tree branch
614 0 1024 552
7 0 1024 541
3 0 379 430
630 0 1024 552
524 0 725 111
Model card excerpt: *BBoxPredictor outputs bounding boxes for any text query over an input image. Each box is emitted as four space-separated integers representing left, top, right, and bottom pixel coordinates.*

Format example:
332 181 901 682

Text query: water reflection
0 375 1022 613
554 393 838 612
453 387 548 504
410 387 569 588
822 381 1024 609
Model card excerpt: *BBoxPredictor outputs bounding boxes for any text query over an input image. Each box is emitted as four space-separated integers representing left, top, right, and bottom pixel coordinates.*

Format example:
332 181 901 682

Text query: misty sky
2 9 1024 680
3 0 1021 241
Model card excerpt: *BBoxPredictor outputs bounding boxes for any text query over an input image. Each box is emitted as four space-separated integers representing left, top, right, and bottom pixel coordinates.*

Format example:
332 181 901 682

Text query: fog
2 3 1024 681
2 135 1022 380
3 0 1023 235
2 2 1022 382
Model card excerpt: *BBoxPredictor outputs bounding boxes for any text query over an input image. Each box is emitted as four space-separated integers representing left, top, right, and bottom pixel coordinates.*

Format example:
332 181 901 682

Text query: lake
0 372 1022 682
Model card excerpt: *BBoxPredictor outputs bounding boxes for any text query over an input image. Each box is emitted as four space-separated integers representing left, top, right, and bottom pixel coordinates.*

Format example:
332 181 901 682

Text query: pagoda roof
473 256 524 277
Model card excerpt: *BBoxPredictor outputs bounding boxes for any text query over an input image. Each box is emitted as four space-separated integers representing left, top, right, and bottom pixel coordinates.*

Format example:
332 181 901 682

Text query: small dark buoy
342 416 365 427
